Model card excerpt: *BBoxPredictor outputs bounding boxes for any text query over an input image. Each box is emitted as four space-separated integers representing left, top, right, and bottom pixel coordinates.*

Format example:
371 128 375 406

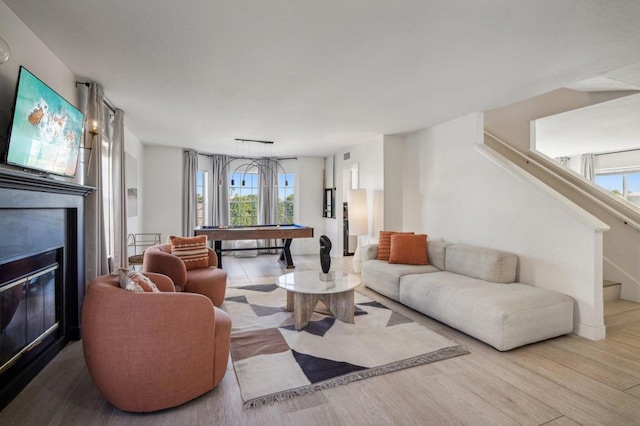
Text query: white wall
399 113 606 340
141 145 183 242
325 138 384 258
383 134 404 231
124 127 144 236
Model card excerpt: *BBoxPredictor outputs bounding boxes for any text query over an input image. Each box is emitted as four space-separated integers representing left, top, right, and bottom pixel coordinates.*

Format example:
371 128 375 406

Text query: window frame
594 167 640 206
278 172 295 224
196 170 208 226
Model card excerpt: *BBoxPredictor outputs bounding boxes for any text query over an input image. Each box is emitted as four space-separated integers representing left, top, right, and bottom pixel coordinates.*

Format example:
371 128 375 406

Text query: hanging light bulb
0 37 11 65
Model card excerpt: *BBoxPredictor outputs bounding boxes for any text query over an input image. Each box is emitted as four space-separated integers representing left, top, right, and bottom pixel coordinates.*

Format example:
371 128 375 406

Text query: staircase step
603 280 621 302
604 299 640 318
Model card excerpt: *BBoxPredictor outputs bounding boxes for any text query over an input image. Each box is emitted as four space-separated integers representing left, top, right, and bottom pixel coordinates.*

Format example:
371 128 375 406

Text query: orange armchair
82 273 231 412
142 243 227 306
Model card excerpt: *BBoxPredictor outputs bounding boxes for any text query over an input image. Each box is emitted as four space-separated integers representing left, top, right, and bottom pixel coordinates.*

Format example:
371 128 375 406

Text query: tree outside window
279 173 294 224
230 172 258 226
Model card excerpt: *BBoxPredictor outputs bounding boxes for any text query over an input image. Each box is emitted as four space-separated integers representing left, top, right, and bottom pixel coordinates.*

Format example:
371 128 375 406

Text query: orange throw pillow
170 235 209 270
388 234 429 265
377 231 414 261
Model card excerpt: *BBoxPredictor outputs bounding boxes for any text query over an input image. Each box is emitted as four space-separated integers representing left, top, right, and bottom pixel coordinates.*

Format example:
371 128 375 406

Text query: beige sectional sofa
361 240 574 351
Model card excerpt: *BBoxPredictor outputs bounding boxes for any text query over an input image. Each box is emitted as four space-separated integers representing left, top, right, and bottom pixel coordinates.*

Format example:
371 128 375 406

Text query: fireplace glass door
0 254 60 374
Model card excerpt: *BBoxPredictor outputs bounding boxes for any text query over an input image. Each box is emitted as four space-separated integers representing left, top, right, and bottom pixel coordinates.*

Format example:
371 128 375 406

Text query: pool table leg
214 240 223 269
278 238 295 269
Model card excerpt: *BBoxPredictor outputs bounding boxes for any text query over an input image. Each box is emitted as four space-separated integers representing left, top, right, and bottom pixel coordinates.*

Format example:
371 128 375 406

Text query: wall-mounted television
5 66 84 177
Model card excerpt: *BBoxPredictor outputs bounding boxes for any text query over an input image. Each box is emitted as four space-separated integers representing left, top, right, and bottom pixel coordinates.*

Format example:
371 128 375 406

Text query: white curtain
259 158 279 253
111 109 128 268
212 154 230 226
212 154 232 252
555 156 570 168
80 83 108 284
581 154 595 181
182 149 198 236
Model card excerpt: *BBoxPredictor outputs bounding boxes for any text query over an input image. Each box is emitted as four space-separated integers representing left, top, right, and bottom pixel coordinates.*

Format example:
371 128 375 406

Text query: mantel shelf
0 167 95 196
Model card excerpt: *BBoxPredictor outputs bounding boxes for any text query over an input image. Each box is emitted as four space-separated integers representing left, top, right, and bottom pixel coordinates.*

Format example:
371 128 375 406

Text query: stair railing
484 131 640 233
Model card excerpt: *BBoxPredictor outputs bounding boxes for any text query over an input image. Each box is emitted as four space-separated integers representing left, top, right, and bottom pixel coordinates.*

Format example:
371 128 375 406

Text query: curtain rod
104 97 117 114
594 147 640 157
235 138 274 144
75 81 118 113
195 151 298 161
228 155 297 161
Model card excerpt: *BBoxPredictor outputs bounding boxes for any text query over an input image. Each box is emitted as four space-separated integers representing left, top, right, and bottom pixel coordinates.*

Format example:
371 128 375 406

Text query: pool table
194 224 314 269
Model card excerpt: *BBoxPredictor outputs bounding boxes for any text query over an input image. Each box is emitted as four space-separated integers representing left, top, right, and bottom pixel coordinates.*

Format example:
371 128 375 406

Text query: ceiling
5 0 640 157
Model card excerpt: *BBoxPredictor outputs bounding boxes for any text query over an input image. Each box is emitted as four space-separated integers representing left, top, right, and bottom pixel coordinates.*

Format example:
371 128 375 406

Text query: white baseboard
574 321 606 341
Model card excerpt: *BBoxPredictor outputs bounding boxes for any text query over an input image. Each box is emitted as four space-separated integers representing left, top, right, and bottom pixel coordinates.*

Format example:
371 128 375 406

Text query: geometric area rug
221 284 470 408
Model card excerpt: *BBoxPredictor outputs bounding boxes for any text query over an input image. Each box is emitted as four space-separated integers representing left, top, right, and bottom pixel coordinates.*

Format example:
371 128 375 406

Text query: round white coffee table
276 271 361 330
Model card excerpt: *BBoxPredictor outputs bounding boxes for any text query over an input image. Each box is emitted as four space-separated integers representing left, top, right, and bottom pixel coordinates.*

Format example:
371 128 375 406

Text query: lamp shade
347 189 368 236
0 37 10 64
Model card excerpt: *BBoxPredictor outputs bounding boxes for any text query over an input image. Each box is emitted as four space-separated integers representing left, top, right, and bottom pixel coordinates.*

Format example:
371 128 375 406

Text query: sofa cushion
377 231 414 261
399 272 574 351
389 234 429 265
170 235 209 270
445 244 517 283
362 259 439 300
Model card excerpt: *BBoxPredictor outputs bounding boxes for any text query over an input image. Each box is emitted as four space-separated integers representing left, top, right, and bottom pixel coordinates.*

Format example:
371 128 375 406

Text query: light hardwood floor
2 254 640 425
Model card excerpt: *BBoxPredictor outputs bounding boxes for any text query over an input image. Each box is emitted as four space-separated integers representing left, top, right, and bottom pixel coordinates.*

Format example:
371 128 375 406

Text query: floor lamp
348 189 368 274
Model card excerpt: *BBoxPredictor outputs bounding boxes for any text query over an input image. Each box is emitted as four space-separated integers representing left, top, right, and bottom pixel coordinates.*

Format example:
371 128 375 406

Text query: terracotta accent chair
143 243 227 307
82 273 231 412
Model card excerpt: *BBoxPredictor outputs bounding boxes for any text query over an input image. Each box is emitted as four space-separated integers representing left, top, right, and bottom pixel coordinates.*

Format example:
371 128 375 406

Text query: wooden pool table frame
194 224 314 269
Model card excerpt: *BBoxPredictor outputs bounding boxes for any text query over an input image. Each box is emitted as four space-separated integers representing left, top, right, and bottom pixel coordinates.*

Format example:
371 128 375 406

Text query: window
595 170 640 207
196 170 208 226
279 173 294 224
229 171 258 226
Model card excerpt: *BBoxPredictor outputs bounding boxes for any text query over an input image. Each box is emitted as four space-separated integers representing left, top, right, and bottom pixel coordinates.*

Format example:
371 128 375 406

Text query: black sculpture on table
319 235 332 273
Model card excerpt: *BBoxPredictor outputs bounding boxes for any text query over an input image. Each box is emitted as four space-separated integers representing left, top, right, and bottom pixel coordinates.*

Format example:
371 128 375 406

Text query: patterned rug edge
242 344 470 409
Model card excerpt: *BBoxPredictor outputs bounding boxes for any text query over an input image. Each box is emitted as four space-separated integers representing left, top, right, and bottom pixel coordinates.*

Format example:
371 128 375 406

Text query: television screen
6 67 84 177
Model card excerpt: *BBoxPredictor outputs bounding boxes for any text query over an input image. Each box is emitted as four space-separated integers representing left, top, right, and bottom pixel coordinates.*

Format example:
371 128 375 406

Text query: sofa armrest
143 248 188 287
362 244 378 262
82 284 216 412
184 267 227 307
212 307 232 386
